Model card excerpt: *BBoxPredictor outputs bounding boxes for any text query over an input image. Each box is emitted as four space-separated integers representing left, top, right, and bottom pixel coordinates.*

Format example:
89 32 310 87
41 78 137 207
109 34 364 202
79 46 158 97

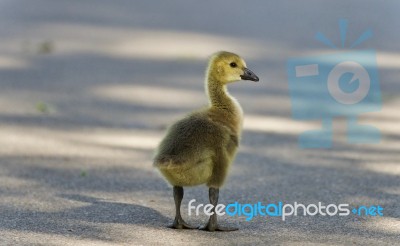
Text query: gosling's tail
153 155 186 169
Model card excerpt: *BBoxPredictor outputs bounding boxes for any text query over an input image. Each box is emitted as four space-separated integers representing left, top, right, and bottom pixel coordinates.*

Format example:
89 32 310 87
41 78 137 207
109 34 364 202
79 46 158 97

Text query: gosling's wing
153 112 227 166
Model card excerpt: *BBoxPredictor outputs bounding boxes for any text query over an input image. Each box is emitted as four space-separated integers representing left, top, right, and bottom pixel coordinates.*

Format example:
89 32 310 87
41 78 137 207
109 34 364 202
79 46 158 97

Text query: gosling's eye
230 62 237 68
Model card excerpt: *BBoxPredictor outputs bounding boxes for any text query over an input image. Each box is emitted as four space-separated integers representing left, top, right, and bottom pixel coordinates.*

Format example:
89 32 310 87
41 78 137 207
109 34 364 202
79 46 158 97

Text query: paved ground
0 0 399 245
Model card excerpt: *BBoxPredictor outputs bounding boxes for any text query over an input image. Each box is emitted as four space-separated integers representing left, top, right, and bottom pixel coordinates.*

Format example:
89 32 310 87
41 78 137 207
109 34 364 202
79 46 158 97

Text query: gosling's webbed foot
169 219 198 230
199 222 238 232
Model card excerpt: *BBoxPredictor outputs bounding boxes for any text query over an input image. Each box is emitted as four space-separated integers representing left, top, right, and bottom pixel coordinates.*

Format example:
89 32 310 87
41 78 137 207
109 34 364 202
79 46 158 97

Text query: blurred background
0 0 399 244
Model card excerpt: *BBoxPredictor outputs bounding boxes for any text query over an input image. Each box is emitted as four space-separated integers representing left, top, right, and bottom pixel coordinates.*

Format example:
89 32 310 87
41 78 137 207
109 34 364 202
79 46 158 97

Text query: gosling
153 51 259 231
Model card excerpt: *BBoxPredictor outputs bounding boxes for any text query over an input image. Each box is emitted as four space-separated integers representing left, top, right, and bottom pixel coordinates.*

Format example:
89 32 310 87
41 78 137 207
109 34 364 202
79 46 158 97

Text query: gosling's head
207 51 259 84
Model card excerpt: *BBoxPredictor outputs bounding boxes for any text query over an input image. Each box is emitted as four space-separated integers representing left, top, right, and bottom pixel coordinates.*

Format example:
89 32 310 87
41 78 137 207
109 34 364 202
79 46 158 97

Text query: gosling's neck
206 75 236 111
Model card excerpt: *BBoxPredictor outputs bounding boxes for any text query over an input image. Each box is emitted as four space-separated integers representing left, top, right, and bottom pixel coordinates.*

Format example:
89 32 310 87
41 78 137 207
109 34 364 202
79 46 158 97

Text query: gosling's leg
169 186 198 229
200 187 238 232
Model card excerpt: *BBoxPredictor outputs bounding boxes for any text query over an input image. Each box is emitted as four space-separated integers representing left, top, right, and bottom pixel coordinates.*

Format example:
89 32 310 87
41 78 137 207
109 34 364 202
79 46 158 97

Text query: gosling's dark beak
241 68 259 82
